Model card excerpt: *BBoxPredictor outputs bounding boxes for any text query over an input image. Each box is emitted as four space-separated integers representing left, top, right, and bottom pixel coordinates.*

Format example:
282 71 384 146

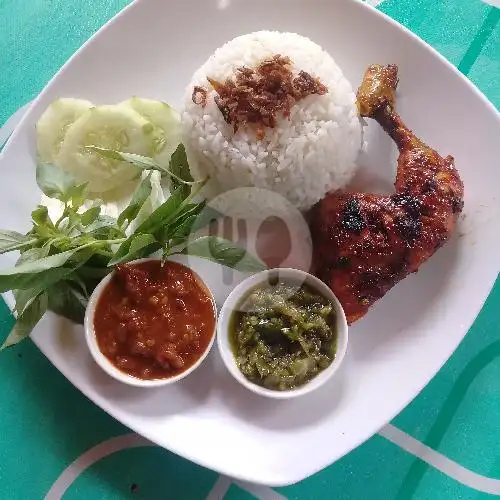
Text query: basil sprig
0 144 266 349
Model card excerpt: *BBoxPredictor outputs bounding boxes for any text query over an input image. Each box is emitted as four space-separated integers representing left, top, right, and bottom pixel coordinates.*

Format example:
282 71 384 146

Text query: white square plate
1 0 499 486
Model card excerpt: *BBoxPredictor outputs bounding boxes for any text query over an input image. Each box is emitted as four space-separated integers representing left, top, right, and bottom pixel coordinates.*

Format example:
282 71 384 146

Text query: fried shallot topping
194 55 328 139
192 86 208 107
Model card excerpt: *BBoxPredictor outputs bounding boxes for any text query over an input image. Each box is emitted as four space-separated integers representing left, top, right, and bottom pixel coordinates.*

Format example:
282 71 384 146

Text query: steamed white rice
181 31 363 210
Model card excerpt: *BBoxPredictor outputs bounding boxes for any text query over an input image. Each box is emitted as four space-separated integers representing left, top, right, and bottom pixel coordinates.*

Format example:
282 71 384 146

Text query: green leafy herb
75 265 111 280
182 236 266 272
84 216 122 240
0 144 265 349
47 281 88 324
1 292 48 350
36 162 82 202
89 145 203 189
87 147 160 170
16 246 49 266
0 255 84 294
160 201 207 242
169 215 199 244
117 173 152 229
31 206 52 227
189 205 224 233
14 287 43 316
108 233 158 266
66 182 89 208
169 144 193 182
169 144 193 196
134 185 186 235
80 206 101 226
0 230 36 255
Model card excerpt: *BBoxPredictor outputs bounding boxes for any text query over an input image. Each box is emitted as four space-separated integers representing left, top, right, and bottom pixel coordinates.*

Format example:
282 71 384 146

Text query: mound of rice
181 31 363 210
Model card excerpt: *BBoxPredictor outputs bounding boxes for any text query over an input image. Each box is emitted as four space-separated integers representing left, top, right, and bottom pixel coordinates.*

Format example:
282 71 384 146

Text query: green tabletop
1 0 499 498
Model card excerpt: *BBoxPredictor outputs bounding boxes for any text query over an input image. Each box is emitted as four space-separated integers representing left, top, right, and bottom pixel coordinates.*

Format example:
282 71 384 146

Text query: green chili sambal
229 281 338 391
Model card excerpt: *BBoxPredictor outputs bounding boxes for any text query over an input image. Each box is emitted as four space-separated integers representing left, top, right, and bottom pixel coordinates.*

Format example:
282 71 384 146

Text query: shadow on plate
216 358 348 432
49 317 215 419
349 121 399 194
106 348 348 431
81 352 216 418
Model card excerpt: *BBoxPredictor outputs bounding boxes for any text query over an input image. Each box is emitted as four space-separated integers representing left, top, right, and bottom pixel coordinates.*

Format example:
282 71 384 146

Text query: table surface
0 0 499 498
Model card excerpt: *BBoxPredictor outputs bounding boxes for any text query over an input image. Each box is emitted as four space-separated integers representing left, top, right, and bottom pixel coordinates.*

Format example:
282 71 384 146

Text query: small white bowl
84 258 217 388
217 268 348 399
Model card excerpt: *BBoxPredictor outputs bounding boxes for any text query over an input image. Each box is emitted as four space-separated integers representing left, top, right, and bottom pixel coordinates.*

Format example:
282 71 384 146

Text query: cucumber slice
119 97 180 167
57 105 155 193
36 98 94 163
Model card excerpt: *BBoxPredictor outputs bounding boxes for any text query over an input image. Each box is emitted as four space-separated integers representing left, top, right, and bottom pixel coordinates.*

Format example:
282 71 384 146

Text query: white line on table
379 424 500 495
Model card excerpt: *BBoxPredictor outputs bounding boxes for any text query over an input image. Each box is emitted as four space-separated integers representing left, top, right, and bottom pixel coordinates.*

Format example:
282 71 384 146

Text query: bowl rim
84 257 217 388
216 267 349 399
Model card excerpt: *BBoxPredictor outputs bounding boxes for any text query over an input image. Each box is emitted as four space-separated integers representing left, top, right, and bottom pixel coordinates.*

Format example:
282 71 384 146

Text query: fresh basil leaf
158 201 208 246
14 286 43 316
0 246 93 292
134 186 186 235
0 230 31 247
90 227 124 241
190 205 224 233
31 205 52 227
36 162 77 201
4 267 68 294
66 182 89 208
74 265 111 280
88 147 164 172
173 201 207 226
169 215 198 244
80 206 101 226
66 272 89 298
0 230 36 255
89 146 201 189
138 170 164 221
16 246 50 266
128 233 157 256
169 144 193 196
47 281 87 324
169 144 193 182
117 173 153 228
34 215 59 238
159 201 205 239
71 268 110 297
108 233 158 267
84 215 122 240
65 209 84 233
183 236 267 272
1 292 48 350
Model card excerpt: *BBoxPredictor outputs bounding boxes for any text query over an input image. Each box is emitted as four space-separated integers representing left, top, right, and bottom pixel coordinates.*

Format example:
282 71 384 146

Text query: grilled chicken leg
311 64 464 324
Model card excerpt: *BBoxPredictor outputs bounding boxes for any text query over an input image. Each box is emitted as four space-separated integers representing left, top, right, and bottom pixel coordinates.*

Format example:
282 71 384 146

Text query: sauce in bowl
93 261 216 380
229 280 338 391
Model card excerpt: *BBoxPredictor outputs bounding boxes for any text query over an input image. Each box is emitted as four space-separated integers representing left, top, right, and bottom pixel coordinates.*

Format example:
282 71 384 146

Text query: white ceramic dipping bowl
84 258 217 387
217 268 348 399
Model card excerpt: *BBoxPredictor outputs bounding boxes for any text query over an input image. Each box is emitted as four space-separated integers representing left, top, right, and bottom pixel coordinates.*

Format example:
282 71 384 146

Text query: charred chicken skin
311 64 464 324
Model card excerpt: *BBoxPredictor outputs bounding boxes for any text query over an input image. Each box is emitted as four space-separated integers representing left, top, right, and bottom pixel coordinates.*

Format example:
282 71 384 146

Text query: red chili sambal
94 261 216 380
